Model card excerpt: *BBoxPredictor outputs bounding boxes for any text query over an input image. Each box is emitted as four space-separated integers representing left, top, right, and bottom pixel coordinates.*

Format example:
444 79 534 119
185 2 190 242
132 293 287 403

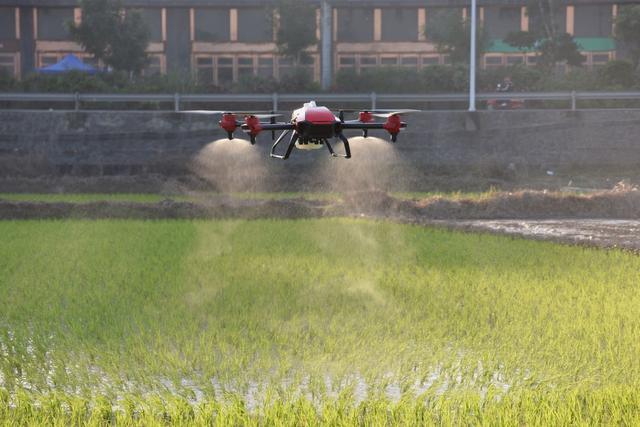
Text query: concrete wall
1 109 640 191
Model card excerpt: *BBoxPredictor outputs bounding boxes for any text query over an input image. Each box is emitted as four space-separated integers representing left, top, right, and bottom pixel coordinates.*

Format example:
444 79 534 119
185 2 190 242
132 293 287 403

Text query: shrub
422 65 468 92
479 65 544 91
4 61 640 95
597 60 637 88
20 71 113 93
0 69 17 91
275 67 320 93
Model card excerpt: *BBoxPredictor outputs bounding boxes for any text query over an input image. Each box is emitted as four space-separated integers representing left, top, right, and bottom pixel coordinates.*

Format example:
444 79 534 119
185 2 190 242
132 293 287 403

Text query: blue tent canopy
37 54 98 74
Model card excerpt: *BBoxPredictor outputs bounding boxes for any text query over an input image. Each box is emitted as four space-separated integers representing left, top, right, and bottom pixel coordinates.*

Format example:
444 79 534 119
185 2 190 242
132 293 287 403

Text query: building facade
0 0 636 86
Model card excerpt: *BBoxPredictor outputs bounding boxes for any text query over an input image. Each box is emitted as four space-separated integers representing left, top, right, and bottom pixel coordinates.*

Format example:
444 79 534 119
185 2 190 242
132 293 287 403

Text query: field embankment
2 189 640 250
1 189 639 221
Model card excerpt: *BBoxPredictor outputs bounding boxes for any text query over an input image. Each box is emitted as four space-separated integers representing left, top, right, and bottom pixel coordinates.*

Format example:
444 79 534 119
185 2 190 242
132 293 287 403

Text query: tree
614 5 640 69
273 0 317 65
424 9 488 64
69 0 150 76
537 33 585 68
505 0 584 70
504 31 537 53
104 11 151 75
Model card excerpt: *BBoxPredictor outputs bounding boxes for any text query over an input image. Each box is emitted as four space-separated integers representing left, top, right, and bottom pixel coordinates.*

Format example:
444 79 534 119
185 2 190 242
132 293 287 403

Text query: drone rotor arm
255 123 295 131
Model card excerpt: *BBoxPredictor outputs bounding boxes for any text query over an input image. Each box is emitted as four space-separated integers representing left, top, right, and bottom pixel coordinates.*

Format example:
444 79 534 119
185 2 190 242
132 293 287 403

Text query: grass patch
0 192 335 203
0 219 639 423
0 193 184 203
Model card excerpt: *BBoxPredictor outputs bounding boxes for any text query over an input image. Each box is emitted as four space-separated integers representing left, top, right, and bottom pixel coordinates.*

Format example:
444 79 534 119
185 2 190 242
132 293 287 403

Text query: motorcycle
487 82 525 110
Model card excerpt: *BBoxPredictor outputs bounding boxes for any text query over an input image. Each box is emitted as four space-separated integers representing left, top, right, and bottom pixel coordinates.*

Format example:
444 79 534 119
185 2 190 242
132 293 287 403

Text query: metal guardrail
1 91 640 111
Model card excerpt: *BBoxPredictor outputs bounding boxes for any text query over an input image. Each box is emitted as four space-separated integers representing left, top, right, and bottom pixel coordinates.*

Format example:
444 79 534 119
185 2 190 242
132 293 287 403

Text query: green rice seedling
1 219 640 423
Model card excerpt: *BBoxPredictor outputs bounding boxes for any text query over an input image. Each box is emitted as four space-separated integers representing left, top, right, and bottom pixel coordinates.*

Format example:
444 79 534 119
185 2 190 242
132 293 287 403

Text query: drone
184 101 418 160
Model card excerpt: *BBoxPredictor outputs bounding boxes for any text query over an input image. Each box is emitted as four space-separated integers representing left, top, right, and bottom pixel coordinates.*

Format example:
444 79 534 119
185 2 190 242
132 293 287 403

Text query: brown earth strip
2 190 640 250
1 190 640 221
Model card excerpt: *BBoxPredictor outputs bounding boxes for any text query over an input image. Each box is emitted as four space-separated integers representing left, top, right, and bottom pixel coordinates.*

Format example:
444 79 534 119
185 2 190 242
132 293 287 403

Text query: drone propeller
370 109 421 118
182 110 281 119
338 108 420 118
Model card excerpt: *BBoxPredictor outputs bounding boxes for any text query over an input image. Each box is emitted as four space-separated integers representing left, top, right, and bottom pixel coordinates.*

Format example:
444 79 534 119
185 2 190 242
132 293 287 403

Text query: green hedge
0 68 320 94
1 61 639 94
334 62 640 93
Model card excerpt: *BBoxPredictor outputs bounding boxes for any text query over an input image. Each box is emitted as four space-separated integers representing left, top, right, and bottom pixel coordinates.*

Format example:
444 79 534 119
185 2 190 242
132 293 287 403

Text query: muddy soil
427 219 640 251
1 189 639 250
2 173 639 195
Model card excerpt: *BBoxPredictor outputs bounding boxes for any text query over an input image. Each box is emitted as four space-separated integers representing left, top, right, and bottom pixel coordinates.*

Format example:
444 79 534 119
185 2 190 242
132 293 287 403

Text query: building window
217 56 234 84
528 6 566 36
196 57 214 83
195 54 317 83
237 56 254 79
132 8 163 43
37 53 95 69
574 5 612 38
194 8 230 42
143 55 163 76
425 8 462 43
591 53 611 67
37 8 74 40
483 6 520 40
299 55 316 79
339 56 356 69
337 8 374 42
277 55 315 80
506 56 524 65
380 57 398 66
485 55 503 68
527 56 538 65
257 57 274 78
358 56 377 74
359 56 377 71
40 55 60 67
0 7 16 40
277 56 294 78
381 8 418 42
237 8 273 43
400 56 418 68
422 56 440 66
0 53 16 77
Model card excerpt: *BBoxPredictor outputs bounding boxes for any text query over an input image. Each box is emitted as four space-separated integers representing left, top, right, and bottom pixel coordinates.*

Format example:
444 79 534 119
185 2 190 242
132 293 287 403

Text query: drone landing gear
270 131 351 160
270 130 298 160
326 133 351 159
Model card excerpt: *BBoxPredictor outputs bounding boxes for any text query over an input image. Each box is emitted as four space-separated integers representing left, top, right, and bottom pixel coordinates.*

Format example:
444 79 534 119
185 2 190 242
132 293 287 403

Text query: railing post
571 90 576 111
74 92 80 111
371 92 377 110
272 92 278 112
174 93 180 112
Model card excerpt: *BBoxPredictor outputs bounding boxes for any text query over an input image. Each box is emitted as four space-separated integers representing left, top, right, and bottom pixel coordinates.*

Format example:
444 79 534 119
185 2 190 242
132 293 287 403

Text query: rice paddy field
1 218 640 424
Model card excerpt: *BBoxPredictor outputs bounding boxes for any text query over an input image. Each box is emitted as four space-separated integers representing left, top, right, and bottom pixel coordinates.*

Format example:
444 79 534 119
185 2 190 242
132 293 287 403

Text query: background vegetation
1 61 639 95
